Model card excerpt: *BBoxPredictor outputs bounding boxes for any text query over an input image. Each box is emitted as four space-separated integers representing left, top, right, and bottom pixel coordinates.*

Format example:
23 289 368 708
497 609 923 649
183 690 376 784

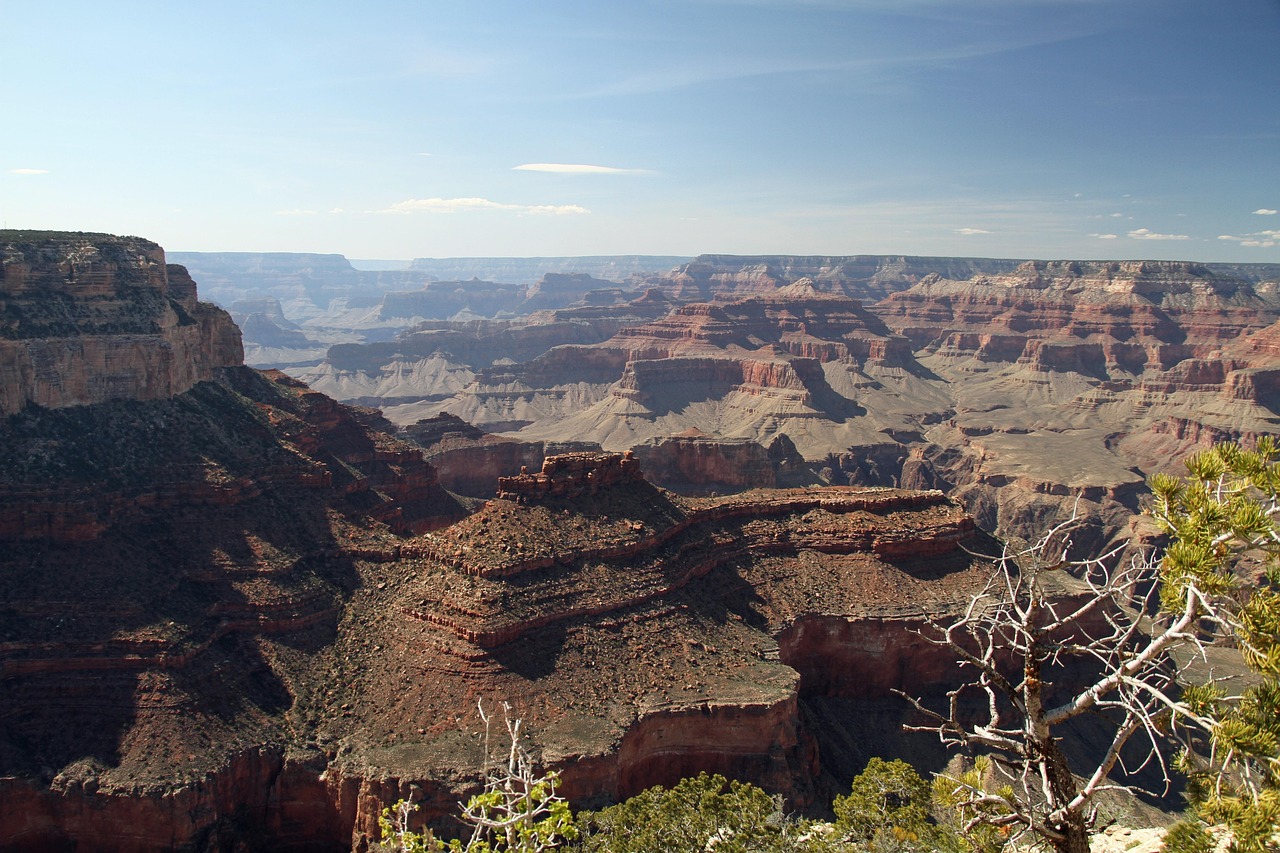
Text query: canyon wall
7 234 1263 849
1 232 243 416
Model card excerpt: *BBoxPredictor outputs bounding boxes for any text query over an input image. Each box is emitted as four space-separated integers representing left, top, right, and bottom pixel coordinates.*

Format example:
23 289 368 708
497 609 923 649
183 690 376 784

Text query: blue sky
3 0 1278 262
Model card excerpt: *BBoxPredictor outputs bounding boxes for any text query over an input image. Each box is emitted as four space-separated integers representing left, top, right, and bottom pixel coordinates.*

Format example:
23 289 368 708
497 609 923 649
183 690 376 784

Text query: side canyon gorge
3 233 1278 850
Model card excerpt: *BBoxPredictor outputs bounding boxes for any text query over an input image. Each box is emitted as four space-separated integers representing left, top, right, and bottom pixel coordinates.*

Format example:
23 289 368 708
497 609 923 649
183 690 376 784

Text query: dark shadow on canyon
486 622 570 681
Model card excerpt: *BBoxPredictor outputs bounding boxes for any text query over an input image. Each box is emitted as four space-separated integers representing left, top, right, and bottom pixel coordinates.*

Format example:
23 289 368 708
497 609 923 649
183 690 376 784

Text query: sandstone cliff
327 258 1280 555
1 231 243 416
0 234 1014 851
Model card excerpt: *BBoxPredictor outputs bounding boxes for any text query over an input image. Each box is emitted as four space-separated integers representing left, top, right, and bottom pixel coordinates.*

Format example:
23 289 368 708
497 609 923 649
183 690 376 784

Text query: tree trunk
1043 737 1090 853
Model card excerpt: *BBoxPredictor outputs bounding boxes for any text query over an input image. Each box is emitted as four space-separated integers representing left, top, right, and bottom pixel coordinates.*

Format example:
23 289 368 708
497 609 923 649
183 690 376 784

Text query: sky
3 0 1279 262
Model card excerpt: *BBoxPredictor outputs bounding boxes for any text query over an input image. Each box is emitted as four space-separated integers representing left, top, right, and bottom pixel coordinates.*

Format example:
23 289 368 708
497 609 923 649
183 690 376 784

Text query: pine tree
1152 439 1280 853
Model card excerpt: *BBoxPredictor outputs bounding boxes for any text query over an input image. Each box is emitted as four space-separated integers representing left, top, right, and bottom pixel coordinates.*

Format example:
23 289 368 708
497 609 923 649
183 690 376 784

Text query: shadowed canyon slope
1 233 1009 851
299 257 1280 552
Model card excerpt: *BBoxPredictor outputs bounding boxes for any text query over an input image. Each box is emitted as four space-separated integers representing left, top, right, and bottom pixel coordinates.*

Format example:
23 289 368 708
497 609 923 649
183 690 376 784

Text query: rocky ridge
1 231 243 416
317 258 1280 555
0 233 1009 851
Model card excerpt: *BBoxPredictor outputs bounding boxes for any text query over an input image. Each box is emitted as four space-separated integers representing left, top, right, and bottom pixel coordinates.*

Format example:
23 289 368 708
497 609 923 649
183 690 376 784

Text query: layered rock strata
0 233 1010 851
1 232 243 415
1 384 996 852
352 259 1280 552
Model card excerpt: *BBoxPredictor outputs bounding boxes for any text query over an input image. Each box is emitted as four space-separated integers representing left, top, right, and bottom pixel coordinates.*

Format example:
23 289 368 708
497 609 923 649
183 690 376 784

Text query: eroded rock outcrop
1 232 243 415
0 234 1009 851
369 257 1280 553
865 260 1280 552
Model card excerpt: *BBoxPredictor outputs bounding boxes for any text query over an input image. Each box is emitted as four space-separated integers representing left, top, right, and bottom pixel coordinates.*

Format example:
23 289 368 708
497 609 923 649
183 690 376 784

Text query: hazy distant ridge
406 255 692 283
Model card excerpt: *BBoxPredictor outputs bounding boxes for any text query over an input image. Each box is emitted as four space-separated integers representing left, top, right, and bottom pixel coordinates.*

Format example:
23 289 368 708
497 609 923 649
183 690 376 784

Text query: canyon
282 257 1280 555
1 232 1027 851
4 233 1275 849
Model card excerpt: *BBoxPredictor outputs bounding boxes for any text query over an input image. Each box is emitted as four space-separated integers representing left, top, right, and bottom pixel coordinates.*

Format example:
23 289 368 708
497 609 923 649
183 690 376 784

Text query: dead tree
898 515 1222 853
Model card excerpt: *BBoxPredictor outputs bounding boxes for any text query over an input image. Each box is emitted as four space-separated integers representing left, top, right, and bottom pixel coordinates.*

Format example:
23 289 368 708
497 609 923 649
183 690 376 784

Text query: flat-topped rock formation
0 231 243 415
868 260 1280 548
634 254 1031 302
2 426 998 850
323 473 994 838
0 233 1011 851
305 256 1280 555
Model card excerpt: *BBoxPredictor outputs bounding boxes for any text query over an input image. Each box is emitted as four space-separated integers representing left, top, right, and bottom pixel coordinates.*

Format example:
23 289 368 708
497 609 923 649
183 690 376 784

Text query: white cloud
1127 228 1188 241
415 152 433 157
384 197 589 216
1090 233 1118 240
513 163 653 176
1218 230 1279 247
955 227 991 235
1254 208 1278 215
9 168 48 175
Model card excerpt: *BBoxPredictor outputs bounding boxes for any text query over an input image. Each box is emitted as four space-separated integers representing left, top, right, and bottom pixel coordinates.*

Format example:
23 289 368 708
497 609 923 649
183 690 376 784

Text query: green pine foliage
831 758 934 850
572 772 817 852
1153 439 1280 853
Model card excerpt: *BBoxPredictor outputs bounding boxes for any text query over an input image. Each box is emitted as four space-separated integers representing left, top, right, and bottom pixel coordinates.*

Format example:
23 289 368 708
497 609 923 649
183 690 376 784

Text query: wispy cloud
1128 228 1188 241
1254 208 1278 216
384 197 589 215
955 227 990 235
1090 233 1118 240
1219 230 1280 248
9 168 48 175
514 163 654 176
566 30 1091 101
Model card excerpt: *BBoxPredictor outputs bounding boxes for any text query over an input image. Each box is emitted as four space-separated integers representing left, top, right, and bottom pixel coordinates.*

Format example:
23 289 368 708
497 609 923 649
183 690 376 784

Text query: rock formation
0 234 1012 851
635 254 1029 302
302 257 1280 555
871 260 1280 550
1 231 243 416
519 272 623 312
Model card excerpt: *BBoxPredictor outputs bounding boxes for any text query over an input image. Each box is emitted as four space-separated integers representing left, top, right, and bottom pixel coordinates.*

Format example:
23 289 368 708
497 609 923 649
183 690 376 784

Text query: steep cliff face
631 433 780 494
0 232 243 416
636 254 1029 302
1 431 996 851
0 233 1013 851
377 258 1280 553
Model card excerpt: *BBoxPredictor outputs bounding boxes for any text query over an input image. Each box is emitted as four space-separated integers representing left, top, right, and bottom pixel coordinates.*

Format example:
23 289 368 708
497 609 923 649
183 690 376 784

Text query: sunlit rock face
0 234 1006 851
0 231 243 415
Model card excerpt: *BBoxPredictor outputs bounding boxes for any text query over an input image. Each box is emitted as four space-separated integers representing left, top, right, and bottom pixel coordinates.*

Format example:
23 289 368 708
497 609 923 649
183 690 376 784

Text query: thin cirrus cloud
384 197 589 215
9 168 48 175
1128 228 1188 241
955 227 991 235
1090 233 1118 240
513 163 654 176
